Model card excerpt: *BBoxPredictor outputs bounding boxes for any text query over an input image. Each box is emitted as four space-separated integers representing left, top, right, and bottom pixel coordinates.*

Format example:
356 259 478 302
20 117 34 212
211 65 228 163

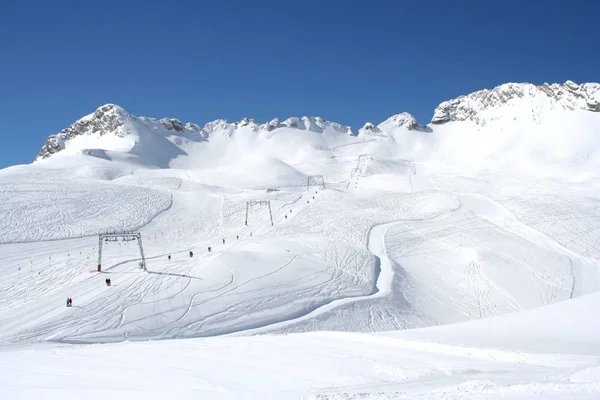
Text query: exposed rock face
431 81 600 125
159 118 185 132
36 104 129 161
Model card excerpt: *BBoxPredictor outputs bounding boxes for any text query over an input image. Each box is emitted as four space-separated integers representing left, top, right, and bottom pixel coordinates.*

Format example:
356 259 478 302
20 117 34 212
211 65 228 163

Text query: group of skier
67 229 266 309
165 234 246 258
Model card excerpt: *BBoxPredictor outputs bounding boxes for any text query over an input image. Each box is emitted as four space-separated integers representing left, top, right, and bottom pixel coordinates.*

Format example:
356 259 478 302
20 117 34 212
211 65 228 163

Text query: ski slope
2 291 599 399
2 93 600 397
1 146 598 344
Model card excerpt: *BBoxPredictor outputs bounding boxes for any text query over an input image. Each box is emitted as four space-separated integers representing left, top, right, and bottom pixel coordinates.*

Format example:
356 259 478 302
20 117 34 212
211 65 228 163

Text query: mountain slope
431 80 600 125
34 80 600 175
1 79 599 348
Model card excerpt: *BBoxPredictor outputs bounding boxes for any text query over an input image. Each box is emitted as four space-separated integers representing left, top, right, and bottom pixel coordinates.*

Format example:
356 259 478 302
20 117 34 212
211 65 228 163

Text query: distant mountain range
35 80 600 166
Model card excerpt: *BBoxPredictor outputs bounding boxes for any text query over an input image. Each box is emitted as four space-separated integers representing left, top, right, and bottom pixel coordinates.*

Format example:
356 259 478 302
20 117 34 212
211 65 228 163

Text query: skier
236 236 239 240
208 246 211 252
189 251 194 258
66 297 72 307
285 215 288 219
105 278 111 286
222 239 225 244
168 255 171 261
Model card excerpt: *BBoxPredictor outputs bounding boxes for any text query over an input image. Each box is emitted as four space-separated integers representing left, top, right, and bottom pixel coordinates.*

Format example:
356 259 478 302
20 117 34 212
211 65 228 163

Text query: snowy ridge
35 80 600 168
432 80 600 125
35 106 357 163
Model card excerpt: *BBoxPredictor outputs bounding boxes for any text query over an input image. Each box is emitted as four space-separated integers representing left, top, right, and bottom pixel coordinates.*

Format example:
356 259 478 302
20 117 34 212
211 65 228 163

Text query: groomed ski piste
2 83 600 399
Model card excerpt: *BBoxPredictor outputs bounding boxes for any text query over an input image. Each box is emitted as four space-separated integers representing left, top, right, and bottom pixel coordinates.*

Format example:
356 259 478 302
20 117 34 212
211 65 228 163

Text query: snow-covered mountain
35 80 600 172
35 105 356 165
431 80 600 125
4 80 600 398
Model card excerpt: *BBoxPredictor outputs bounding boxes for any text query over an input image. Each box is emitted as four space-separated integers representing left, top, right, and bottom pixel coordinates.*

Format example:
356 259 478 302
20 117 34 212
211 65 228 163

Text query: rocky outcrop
431 81 600 125
378 113 422 130
35 104 129 161
159 118 185 132
358 122 382 135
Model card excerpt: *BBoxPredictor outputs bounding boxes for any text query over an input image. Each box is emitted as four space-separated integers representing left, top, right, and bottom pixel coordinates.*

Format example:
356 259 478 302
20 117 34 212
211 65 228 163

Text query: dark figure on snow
222 239 225 244
105 278 111 286
236 236 239 240
189 251 194 258
168 255 171 261
208 246 211 252
66 297 72 307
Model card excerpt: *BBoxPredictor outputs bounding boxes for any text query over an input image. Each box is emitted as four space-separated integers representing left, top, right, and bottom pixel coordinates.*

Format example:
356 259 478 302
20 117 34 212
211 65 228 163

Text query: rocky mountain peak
159 118 185 132
35 104 131 161
431 81 600 125
378 112 421 130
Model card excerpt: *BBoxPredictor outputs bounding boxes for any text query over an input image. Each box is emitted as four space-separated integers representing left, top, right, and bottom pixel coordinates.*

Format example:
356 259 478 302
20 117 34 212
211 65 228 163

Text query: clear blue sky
1 0 598 168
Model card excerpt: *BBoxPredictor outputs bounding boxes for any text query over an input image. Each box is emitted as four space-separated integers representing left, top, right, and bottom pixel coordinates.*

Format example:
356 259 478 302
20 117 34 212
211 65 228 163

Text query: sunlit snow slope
1 80 600 348
3 290 599 399
3 80 600 398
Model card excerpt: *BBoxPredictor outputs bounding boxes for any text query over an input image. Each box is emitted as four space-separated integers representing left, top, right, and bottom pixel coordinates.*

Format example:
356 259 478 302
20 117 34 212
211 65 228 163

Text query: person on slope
189 251 193 258
105 278 111 286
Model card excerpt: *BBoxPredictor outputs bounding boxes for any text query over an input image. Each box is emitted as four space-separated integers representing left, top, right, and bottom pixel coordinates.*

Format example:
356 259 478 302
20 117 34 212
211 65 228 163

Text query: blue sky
0 0 598 168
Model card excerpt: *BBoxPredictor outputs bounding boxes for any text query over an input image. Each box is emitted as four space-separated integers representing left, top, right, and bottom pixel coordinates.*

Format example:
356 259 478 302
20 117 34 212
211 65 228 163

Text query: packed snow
2 82 600 398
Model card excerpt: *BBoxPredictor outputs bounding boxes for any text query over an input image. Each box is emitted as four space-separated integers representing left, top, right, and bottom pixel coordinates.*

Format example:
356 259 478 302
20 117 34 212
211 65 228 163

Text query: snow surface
1 292 599 399
3 91 600 398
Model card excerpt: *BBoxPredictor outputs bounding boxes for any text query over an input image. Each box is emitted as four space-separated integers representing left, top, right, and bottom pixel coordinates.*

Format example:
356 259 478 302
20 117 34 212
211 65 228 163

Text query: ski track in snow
0 149 598 350
3 84 600 398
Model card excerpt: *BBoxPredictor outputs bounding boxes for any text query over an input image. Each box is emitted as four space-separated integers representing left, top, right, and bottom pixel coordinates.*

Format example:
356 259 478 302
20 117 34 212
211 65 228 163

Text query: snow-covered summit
36 104 130 160
358 122 381 135
431 80 600 125
35 104 207 162
378 112 422 131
